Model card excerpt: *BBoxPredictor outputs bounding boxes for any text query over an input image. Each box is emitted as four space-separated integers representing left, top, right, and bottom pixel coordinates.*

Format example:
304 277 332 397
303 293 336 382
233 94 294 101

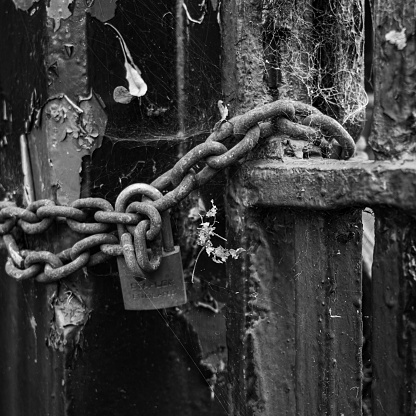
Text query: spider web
88 0 221 203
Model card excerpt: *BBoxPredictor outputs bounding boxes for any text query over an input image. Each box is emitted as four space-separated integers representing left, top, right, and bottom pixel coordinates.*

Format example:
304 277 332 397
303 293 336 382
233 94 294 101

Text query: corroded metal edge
239 159 416 214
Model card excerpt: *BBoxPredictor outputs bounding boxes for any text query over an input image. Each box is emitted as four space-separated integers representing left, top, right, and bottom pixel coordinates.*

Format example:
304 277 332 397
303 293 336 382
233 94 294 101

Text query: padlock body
118 247 187 310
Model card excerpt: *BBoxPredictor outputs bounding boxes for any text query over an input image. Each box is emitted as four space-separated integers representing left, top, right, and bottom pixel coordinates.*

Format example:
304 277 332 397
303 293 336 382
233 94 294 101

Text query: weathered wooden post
223 1 365 414
222 0 416 415
370 1 416 414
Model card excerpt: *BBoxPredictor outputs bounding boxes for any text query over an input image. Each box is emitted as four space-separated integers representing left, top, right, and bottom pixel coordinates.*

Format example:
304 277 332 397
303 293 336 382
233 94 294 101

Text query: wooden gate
0 0 415 415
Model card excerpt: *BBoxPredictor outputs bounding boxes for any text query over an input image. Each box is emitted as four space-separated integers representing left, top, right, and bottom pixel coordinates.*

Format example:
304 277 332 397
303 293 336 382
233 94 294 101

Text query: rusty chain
0 99 356 282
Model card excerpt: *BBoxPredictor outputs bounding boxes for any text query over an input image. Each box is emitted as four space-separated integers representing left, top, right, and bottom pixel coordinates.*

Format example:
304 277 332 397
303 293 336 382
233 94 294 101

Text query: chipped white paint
385 28 407 50
30 315 38 362
20 134 35 206
46 0 74 32
30 315 37 333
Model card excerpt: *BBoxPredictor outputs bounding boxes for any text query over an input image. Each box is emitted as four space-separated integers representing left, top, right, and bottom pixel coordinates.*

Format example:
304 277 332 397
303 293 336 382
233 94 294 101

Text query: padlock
115 184 187 310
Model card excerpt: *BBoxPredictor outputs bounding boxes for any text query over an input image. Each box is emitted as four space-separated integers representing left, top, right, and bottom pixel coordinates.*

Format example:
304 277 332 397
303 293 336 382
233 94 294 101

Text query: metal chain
0 99 356 282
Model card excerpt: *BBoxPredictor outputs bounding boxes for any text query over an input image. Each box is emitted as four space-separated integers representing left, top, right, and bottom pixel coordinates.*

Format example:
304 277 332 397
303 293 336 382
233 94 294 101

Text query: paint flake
385 28 407 50
47 0 74 32
105 23 147 103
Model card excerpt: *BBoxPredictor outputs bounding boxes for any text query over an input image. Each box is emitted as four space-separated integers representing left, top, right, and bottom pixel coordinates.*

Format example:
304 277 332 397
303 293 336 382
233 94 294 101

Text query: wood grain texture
222 0 365 414
227 173 363 415
370 0 416 160
372 211 416 415
240 159 416 215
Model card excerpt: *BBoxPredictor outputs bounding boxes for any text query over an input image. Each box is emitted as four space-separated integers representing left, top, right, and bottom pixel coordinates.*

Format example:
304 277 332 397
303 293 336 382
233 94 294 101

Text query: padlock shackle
160 210 174 252
115 184 163 274
115 183 175 266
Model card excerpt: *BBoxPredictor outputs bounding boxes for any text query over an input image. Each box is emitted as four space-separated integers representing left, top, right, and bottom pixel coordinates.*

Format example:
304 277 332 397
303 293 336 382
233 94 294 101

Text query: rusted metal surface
238 159 416 215
370 0 416 160
372 211 416 415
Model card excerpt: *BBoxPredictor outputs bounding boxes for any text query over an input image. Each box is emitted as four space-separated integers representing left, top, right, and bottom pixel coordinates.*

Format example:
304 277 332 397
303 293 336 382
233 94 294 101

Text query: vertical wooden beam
372 211 416 415
312 0 365 137
222 0 365 414
370 2 416 413
227 180 363 415
370 0 416 160
221 0 273 114
223 0 365 135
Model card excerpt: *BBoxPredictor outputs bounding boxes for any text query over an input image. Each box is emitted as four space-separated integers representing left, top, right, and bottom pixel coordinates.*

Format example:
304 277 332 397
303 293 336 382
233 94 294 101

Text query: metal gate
1 0 415 415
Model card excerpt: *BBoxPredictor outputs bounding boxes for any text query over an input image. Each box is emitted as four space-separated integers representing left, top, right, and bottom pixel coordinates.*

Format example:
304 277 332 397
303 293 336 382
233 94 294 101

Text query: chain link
0 99 356 282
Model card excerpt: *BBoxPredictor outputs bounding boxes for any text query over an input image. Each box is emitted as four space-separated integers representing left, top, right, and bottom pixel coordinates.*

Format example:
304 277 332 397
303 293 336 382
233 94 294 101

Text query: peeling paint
20 134 35 205
11 0 39 12
27 90 107 204
29 315 38 363
47 0 74 32
47 290 90 353
29 315 37 334
385 28 407 50
38 91 107 203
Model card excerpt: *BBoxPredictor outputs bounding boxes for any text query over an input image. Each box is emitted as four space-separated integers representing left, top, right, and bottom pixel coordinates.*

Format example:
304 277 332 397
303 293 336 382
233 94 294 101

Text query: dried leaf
229 248 246 259
87 0 118 23
217 101 228 122
214 100 229 131
205 200 218 217
212 246 229 263
113 86 133 104
105 23 147 100
124 60 147 98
